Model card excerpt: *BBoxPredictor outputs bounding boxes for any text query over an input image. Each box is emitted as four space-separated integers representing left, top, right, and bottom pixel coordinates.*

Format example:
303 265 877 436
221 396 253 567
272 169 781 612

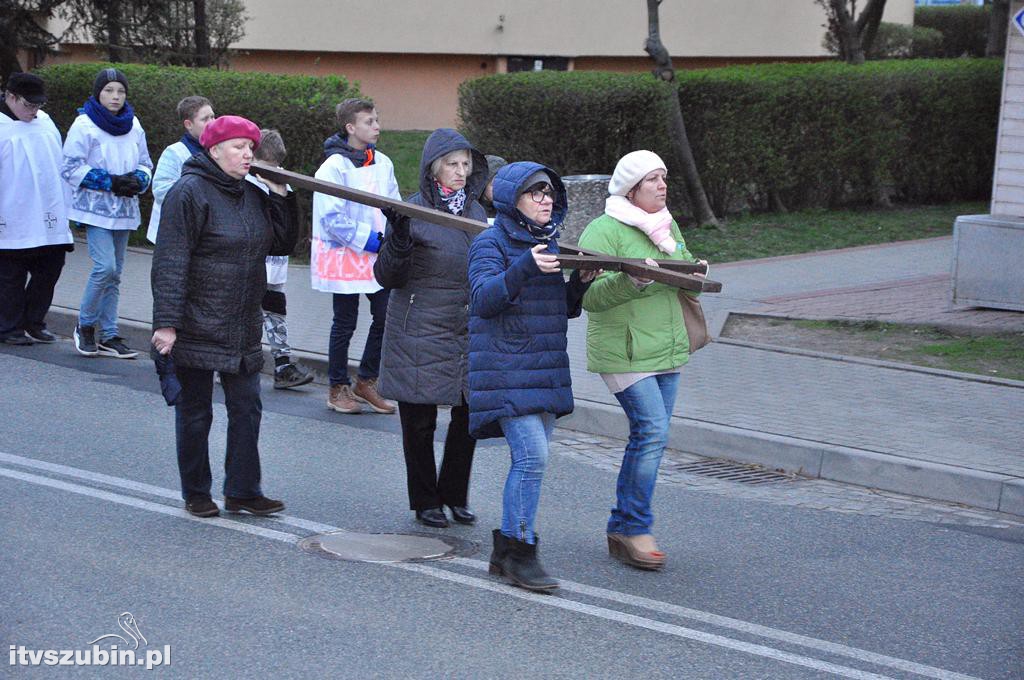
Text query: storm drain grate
668 459 797 485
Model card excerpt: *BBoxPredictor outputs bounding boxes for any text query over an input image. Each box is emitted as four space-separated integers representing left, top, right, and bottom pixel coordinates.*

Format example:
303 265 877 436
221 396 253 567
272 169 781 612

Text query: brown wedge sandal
607 533 666 571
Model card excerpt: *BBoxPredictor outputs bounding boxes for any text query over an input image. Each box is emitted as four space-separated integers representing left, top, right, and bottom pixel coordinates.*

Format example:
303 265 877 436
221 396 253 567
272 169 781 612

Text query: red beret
200 115 261 150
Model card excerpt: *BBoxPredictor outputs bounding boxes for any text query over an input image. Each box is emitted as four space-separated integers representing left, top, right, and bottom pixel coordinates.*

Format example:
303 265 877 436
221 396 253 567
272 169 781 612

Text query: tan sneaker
353 377 397 414
327 383 362 414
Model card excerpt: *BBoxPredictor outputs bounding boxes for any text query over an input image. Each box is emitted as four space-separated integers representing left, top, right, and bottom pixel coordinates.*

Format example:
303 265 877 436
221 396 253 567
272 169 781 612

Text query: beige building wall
41 0 916 129
236 0 913 58
991 1 1024 216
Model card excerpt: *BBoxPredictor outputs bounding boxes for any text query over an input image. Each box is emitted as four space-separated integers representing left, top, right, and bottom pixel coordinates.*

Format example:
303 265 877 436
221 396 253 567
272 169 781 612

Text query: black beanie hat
92 68 129 101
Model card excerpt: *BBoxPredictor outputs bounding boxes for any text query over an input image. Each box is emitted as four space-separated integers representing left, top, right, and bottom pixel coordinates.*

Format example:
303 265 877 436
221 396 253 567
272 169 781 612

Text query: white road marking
0 452 985 680
450 556 982 680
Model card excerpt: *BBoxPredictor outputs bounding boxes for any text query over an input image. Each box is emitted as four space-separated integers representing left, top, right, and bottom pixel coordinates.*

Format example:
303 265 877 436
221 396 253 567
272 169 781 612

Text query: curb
43 307 1024 518
560 399 1024 517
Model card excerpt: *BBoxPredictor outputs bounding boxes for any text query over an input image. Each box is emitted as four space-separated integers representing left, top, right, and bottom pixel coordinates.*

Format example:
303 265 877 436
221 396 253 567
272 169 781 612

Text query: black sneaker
185 496 220 518
73 325 99 356
2 332 34 345
97 336 139 359
223 495 285 516
26 328 57 343
274 362 314 389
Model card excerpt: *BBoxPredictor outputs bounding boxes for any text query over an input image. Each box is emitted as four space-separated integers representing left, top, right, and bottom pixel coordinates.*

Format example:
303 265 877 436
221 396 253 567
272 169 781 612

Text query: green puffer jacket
578 213 699 374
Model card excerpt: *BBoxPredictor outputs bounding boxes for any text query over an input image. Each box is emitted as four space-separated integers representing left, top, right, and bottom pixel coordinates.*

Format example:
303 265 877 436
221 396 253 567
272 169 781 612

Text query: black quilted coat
151 153 297 374
373 128 487 405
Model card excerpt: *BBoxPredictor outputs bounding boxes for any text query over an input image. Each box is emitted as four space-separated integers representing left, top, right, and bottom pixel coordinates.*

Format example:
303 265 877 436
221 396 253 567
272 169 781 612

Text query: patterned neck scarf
436 182 467 216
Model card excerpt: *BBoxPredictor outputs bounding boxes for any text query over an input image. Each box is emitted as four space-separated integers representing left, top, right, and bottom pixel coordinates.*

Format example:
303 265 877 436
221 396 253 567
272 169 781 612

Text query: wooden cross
251 162 722 294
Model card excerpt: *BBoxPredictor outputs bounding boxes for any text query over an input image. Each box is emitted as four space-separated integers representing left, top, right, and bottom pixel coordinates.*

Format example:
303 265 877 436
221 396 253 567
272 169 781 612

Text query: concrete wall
991 1 1024 216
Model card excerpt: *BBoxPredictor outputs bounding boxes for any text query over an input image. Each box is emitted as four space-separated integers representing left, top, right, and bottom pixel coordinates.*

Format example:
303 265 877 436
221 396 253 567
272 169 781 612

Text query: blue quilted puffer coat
467 161 590 439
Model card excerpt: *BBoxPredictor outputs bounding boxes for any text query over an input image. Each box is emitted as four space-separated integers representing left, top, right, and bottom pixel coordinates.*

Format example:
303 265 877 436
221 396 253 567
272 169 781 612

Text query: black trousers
398 400 476 511
175 366 263 501
0 248 66 339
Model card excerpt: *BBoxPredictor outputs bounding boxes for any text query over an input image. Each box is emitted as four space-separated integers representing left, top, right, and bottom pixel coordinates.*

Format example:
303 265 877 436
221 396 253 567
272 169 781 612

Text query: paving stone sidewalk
47 235 1024 514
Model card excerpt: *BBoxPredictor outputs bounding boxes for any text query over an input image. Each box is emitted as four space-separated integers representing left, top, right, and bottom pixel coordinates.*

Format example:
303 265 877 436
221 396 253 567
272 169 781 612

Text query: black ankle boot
489 531 558 592
488 529 508 574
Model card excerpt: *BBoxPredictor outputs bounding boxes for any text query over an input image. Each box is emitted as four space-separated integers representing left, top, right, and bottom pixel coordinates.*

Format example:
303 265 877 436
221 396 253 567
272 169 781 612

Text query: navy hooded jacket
467 161 591 439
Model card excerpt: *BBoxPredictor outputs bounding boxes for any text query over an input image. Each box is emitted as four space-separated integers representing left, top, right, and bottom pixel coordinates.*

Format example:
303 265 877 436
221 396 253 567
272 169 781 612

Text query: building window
507 56 570 72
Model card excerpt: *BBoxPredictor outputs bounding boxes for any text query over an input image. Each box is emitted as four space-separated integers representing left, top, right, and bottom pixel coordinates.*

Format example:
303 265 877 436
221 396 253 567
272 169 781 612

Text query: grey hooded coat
373 128 487 405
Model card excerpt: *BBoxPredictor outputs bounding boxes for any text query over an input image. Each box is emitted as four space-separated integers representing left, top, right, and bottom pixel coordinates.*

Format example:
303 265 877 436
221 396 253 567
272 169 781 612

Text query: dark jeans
328 289 388 386
175 365 263 501
0 248 66 339
398 400 476 511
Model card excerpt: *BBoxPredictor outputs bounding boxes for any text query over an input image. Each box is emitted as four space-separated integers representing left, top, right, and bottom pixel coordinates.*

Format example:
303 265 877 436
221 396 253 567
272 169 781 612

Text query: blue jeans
328 289 388 386
608 373 680 536
174 365 264 501
499 412 555 545
79 226 129 341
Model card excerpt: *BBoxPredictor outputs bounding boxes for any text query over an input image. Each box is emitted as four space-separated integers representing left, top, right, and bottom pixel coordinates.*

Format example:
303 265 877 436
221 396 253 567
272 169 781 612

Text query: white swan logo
88 612 147 650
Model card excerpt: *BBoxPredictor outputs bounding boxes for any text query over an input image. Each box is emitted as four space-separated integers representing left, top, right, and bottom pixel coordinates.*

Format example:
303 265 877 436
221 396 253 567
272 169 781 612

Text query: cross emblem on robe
44 212 58 230
0 216 6 235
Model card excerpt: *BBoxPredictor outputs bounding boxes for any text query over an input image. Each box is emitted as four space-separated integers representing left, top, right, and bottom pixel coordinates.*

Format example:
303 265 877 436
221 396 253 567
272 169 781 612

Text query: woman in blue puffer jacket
467 162 597 592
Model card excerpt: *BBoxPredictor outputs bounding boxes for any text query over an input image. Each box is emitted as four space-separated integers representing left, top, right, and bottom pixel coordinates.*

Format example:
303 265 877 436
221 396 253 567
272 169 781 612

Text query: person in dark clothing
151 115 297 519
467 161 597 591
479 154 507 221
0 72 73 345
374 128 487 529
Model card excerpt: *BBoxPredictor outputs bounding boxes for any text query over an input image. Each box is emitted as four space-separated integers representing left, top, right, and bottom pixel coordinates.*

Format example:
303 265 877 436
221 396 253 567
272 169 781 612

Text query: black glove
382 206 411 240
110 173 142 197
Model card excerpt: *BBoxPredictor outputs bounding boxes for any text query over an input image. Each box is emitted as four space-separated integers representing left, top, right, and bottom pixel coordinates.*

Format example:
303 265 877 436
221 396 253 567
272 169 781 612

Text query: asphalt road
2 341 1022 679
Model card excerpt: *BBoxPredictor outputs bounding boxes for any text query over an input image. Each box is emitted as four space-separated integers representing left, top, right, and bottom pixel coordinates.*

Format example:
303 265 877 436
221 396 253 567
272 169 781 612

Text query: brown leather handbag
679 291 711 353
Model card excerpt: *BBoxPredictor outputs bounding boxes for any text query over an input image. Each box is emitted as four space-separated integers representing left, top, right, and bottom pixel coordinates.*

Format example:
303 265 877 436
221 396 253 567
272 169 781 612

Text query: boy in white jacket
312 98 401 415
61 68 152 359
146 95 214 244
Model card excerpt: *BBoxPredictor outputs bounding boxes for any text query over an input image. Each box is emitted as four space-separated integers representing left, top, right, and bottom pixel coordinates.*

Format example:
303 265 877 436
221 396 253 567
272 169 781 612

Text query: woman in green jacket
578 150 708 571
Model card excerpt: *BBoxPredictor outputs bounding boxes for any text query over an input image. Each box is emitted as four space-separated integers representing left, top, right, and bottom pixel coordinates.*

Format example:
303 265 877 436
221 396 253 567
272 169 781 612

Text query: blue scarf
181 133 204 156
81 96 135 136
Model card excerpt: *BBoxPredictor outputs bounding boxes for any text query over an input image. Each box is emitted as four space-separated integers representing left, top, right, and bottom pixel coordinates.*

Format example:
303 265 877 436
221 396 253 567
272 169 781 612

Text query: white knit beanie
608 150 667 197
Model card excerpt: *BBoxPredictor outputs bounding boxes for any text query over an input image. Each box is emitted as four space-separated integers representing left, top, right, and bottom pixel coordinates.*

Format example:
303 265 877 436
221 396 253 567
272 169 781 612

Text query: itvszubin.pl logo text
9 612 170 669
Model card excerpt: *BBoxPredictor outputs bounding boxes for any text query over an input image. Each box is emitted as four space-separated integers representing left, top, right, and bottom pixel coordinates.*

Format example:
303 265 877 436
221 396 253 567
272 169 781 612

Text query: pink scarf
604 195 676 254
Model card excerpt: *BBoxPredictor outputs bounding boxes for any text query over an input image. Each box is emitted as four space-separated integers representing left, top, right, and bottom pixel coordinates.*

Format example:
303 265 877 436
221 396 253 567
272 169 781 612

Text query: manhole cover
299 531 477 563
669 459 796 485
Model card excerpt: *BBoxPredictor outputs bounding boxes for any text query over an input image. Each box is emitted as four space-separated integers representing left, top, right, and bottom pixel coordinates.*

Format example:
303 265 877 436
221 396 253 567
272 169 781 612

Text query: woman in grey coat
373 128 486 528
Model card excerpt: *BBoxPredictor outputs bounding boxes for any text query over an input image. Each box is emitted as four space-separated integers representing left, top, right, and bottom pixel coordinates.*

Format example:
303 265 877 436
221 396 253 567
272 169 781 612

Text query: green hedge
915 5 990 58
35 62 360 247
459 71 676 176
458 59 1001 217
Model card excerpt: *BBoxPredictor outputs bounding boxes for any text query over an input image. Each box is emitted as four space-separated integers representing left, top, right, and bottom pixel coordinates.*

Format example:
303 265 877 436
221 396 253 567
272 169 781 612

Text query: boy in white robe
0 73 73 345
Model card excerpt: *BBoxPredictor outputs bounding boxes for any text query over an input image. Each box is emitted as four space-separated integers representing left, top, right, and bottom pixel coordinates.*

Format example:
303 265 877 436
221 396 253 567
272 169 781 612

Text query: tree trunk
987 0 1010 58
644 0 719 228
828 0 887 65
194 0 211 67
105 0 124 62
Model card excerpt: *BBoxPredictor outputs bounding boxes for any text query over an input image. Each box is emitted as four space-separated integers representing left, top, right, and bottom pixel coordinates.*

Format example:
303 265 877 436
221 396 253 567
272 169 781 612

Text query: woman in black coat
373 128 487 528
151 116 297 519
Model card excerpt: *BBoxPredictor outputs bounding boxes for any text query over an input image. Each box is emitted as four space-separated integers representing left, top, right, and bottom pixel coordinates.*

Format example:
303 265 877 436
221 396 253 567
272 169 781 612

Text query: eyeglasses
529 188 555 203
15 95 44 111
